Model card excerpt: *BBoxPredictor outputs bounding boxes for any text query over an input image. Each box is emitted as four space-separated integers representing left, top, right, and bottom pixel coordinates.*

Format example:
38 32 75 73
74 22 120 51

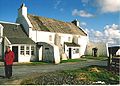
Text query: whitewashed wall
30 30 56 44
77 36 88 56
65 45 80 59
0 24 3 57
0 24 3 42
10 44 36 62
57 33 73 46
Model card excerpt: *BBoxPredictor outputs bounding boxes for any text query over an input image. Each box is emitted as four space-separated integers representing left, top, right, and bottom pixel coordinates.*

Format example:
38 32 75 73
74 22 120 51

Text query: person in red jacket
4 46 15 79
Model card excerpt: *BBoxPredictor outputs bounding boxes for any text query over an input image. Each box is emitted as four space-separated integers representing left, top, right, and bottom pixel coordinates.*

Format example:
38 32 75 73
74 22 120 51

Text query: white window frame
31 46 34 55
68 37 71 41
20 46 25 55
26 46 30 55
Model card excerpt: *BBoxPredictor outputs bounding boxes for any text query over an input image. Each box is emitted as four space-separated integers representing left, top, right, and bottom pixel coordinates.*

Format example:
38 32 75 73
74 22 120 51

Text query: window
45 48 49 50
31 46 34 55
68 37 71 41
20 46 24 55
75 48 79 53
49 35 52 41
73 48 76 54
26 46 30 55
59 36 61 41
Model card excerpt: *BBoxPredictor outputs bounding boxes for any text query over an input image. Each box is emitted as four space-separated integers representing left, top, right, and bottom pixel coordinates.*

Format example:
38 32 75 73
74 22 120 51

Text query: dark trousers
5 64 12 78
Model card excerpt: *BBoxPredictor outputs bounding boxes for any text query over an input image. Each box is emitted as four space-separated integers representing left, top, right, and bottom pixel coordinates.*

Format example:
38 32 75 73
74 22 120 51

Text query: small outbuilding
85 42 108 57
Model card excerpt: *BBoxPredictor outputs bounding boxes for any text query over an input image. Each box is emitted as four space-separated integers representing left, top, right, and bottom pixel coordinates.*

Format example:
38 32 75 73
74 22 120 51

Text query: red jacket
4 51 15 65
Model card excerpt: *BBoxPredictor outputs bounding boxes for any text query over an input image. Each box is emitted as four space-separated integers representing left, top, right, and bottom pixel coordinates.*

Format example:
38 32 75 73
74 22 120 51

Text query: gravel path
0 59 107 85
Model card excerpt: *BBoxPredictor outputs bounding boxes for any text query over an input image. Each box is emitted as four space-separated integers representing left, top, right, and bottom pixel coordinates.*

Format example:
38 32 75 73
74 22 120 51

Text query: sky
0 0 120 45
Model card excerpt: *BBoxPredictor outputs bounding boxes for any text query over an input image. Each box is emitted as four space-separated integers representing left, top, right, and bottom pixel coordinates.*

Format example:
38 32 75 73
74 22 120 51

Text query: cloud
94 31 103 37
85 24 120 45
54 0 61 9
97 0 120 13
72 9 94 18
104 24 120 38
81 0 120 13
80 22 87 26
54 0 64 12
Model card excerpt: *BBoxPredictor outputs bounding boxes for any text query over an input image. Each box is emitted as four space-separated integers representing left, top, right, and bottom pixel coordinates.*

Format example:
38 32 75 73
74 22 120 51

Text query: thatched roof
28 14 87 36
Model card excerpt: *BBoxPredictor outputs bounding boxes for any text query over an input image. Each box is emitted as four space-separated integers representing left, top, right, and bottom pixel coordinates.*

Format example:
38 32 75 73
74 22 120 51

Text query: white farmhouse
0 4 88 64
16 4 88 64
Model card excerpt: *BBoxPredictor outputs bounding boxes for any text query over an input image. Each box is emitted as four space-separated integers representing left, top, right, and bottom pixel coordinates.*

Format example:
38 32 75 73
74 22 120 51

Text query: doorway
69 48 72 59
12 46 18 62
39 46 43 61
92 47 98 57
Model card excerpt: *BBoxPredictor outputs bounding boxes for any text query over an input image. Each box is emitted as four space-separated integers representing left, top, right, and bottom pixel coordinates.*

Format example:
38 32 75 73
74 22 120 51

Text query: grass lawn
83 55 108 61
20 65 119 85
61 59 87 63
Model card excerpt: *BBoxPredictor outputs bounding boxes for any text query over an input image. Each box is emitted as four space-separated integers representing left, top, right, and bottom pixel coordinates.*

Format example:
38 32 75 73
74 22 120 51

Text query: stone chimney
71 19 80 27
18 3 27 18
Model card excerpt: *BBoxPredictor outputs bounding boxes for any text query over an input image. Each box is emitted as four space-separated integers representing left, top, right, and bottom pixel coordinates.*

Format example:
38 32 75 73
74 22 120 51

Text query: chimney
18 3 27 18
71 19 80 27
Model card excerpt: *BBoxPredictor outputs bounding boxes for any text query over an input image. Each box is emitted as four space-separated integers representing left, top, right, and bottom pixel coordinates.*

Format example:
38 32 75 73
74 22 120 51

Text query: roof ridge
27 14 70 23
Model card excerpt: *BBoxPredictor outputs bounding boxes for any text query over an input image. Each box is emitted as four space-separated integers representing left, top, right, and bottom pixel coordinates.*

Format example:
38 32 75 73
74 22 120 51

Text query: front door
92 48 98 57
69 48 72 59
12 46 18 62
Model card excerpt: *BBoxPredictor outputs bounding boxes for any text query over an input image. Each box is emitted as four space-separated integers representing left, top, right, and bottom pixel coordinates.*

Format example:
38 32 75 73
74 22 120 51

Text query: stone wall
85 42 107 57
38 42 60 64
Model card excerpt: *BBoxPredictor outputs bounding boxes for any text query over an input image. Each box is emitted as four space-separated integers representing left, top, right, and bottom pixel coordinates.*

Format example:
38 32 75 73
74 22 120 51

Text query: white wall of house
10 44 36 62
57 33 73 45
0 24 3 57
19 45 36 62
0 24 3 42
31 30 56 44
77 36 88 56
65 45 80 59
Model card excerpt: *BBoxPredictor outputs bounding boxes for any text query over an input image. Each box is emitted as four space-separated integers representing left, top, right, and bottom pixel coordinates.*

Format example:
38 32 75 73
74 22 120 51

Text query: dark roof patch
65 42 80 47
0 22 35 44
8 38 35 44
